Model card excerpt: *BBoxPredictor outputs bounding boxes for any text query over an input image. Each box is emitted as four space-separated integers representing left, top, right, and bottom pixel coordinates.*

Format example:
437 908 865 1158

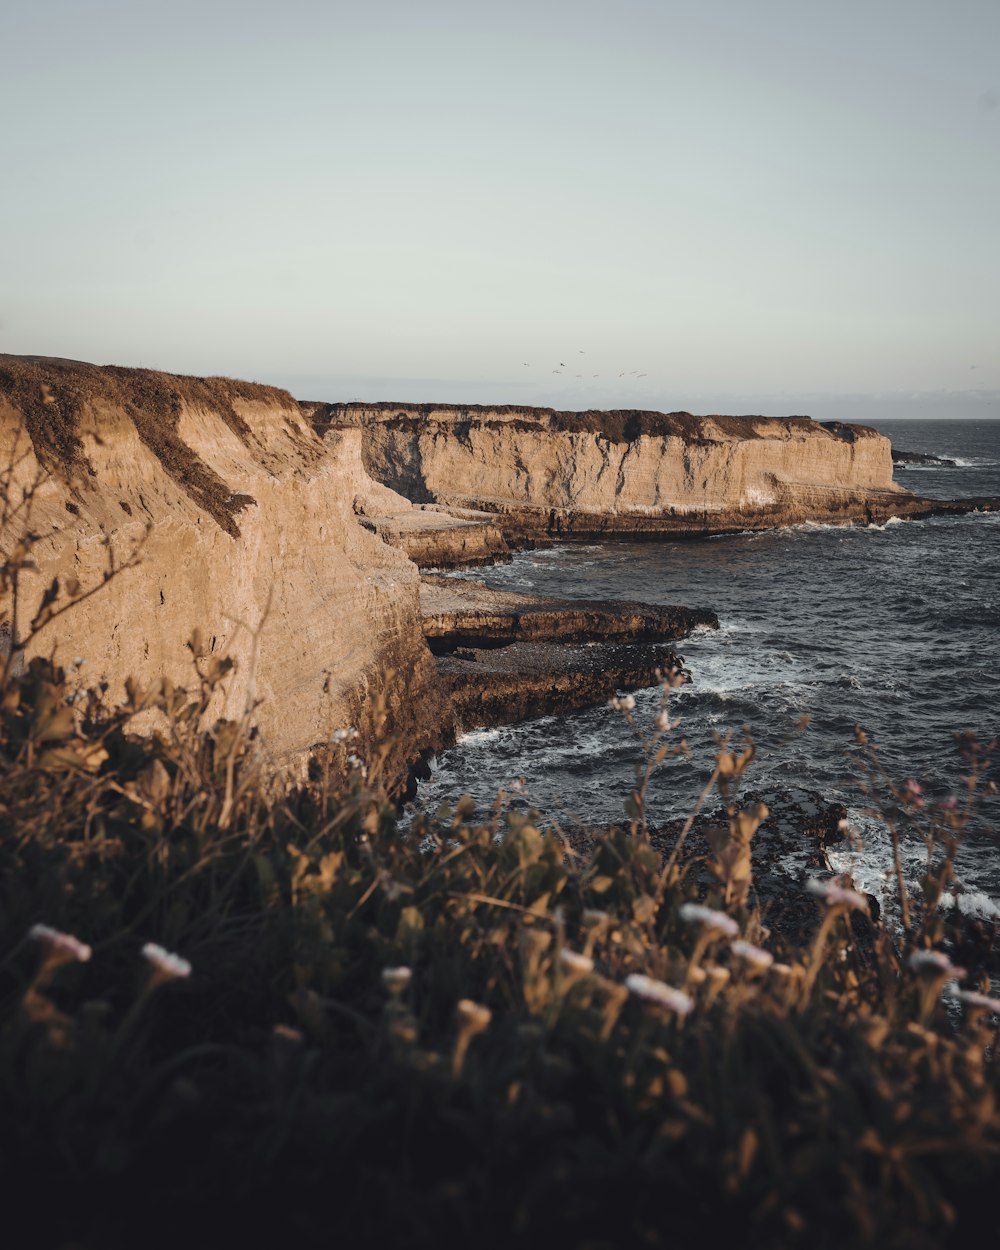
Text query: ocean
409 419 1000 917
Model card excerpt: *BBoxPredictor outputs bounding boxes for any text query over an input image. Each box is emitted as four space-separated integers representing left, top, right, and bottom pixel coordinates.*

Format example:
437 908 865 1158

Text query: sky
1 0 997 419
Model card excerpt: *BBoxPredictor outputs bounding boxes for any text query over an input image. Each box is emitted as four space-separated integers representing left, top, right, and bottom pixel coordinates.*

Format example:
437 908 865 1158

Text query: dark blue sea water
411 420 1000 916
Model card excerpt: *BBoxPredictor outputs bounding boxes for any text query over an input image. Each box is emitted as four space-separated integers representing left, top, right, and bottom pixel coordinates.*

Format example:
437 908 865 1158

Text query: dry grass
0 355 296 535
308 400 862 446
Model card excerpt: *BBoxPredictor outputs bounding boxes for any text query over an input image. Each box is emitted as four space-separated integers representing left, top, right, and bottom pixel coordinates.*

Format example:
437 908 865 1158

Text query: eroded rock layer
309 403 922 538
308 400 1000 537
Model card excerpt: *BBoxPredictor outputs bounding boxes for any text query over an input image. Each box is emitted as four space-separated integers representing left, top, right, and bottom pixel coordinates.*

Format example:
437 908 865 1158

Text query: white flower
456 999 492 1032
908 949 966 979
29 923 91 963
142 943 192 979
679 902 739 937
330 726 358 744
731 939 774 971
654 710 676 732
948 988 1000 1014
559 949 595 976
609 694 636 712
805 878 868 912
625 974 693 1015
381 965 412 994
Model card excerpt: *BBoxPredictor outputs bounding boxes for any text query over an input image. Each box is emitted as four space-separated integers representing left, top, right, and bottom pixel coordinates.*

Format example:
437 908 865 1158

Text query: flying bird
559 361 566 367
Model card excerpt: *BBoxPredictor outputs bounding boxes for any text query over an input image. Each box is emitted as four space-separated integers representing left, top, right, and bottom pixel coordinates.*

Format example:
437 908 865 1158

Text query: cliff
0 356 441 775
308 403 915 539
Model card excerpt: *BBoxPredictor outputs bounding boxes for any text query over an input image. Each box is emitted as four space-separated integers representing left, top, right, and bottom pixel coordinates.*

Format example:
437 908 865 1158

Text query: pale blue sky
2 0 997 418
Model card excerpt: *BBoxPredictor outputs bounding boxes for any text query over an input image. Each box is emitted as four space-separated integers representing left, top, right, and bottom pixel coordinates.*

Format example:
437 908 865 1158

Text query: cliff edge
0 356 441 773
309 402 918 540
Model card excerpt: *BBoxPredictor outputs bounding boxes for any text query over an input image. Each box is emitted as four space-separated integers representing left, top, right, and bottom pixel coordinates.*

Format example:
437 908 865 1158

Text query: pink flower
805 879 869 912
908 949 966 979
679 903 739 937
29 923 91 963
625 974 693 1015
949 988 1000 1014
731 940 774 971
142 943 191 979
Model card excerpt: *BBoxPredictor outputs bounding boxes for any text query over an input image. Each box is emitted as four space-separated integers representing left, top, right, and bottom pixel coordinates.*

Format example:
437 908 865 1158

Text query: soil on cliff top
306 400 878 446
0 354 298 536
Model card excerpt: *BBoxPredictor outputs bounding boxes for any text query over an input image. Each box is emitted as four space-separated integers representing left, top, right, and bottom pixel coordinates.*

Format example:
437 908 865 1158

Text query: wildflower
837 818 852 832
330 726 358 744
936 796 958 811
452 999 492 1076
654 709 676 732
456 999 491 1031
948 988 1000 1014
805 878 868 912
608 694 636 712
659 664 687 689
141 943 192 980
381 966 412 994
559 949 595 976
902 778 924 808
679 902 739 937
731 939 774 971
29 923 91 963
72 656 85 667
625 974 693 1015
908 949 966 979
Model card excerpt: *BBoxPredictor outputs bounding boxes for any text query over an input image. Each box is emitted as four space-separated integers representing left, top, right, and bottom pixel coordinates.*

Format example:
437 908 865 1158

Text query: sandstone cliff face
0 357 439 771
313 404 910 537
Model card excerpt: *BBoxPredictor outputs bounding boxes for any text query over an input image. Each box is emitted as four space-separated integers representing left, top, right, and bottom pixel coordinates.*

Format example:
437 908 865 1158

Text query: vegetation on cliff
1 620 998 1247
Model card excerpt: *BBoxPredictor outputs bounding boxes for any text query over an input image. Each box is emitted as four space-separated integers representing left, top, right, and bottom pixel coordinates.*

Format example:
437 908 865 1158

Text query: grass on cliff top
0 355 299 536
307 400 845 445
1 623 999 1249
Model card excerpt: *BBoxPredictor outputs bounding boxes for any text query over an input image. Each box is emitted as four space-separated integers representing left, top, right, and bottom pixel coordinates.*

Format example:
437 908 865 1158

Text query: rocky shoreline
307 402 1000 568
892 448 958 468
397 575 716 786
4 356 998 789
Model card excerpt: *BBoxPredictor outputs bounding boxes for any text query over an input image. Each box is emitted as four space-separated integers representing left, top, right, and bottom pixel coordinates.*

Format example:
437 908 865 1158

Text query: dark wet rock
437 641 689 736
892 449 958 468
561 787 878 948
421 576 718 653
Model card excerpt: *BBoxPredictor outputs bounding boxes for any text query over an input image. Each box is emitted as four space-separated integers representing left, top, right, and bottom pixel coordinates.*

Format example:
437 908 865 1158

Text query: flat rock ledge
420 576 717 741
358 505 510 567
364 493 1000 568
421 575 718 652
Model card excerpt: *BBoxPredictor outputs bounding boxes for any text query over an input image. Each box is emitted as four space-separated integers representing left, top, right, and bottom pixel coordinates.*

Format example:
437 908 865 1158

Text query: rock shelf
420 576 714 740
